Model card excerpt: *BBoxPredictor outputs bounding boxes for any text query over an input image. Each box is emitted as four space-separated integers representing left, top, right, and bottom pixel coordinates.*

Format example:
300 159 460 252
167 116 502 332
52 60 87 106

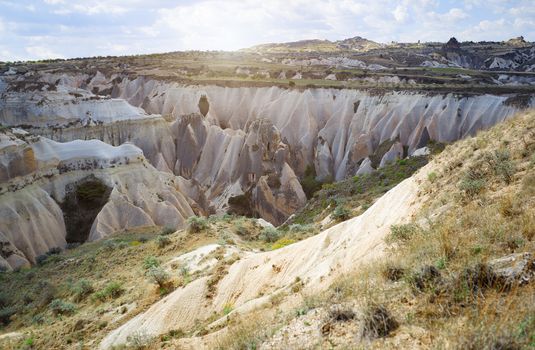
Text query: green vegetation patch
289 156 429 226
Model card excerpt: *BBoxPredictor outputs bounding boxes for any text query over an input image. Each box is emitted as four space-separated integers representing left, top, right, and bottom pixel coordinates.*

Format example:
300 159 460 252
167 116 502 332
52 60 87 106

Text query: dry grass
381 110 535 348
214 110 535 349
0 214 270 349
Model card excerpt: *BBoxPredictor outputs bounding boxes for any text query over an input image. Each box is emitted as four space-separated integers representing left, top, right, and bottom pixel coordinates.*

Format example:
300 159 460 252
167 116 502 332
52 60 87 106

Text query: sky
0 0 534 61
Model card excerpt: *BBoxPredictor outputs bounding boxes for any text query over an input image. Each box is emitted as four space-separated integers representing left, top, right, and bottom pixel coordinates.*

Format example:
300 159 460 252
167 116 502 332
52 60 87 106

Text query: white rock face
411 146 430 157
0 132 195 268
0 186 65 267
104 76 525 182
1 72 532 226
379 142 404 168
356 157 374 175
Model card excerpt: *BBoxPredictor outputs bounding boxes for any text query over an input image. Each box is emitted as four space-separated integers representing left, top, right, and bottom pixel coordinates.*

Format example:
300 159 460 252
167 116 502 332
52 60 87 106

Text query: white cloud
446 8 468 21
427 8 468 23
45 0 129 15
0 0 533 61
25 45 64 59
393 5 409 23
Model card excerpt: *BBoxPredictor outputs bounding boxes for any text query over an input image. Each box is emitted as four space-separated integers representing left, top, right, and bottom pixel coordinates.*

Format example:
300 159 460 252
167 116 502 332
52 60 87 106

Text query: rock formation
0 132 195 269
0 69 532 248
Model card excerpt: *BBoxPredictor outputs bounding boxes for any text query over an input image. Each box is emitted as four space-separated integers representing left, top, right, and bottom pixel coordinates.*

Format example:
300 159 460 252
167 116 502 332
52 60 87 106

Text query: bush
259 227 281 243
35 280 56 307
459 178 486 197
0 292 10 308
72 279 94 301
146 267 171 288
156 235 171 248
161 226 175 236
47 247 62 255
235 224 250 237
93 281 124 301
459 167 486 197
35 248 63 265
288 224 308 233
187 216 209 233
49 299 76 315
360 304 399 339
143 256 160 270
271 237 296 250
0 306 17 325
127 331 154 349
331 205 350 221
383 265 405 281
388 223 420 243
300 165 323 199
328 306 355 322
31 314 46 325
485 149 515 183
36 254 49 265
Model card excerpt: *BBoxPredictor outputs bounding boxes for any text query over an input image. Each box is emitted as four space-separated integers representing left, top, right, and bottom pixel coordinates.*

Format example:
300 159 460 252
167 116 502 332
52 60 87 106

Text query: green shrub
288 224 312 233
259 227 281 243
160 226 175 236
31 314 46 325
35 280 56 308
143 256 160 270
49 299 76 315
427 171 438 183
0 306 17 325
271 237 296 250
487 149 515 183
186 216 209 233
71 279 94 301
23 337 34 348
146 267 171 288
388 224 420 242
35 254 49 265
331 205 350 221
101 240 127 252
223 303 234 315
156 235 171 248
127 331 154 349
93 281 124 301
459 178 486 197
459 166 486 197
235 224 249 236
0 292 10 308
300 165 323 199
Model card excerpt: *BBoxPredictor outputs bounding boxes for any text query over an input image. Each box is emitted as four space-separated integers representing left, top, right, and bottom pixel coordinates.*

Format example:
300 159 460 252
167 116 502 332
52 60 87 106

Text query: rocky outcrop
171 115 306 224
1 72 532 225
356 157 374 175
0 132 195 268
105 76 526 181
379 142 404 168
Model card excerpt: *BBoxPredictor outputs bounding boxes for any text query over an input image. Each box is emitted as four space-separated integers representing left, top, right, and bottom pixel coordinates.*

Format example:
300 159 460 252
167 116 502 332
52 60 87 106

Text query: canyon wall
0 132 194 270
0 71 532 244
